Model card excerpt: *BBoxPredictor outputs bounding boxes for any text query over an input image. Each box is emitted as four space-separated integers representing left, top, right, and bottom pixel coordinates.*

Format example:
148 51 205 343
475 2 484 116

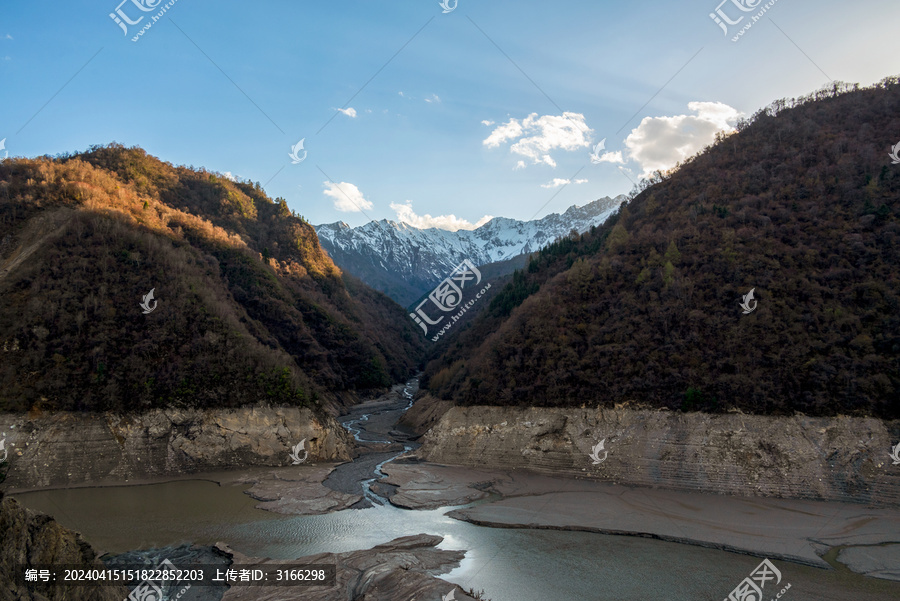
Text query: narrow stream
338 377 417 505
10 376 900 601
341 413 389 444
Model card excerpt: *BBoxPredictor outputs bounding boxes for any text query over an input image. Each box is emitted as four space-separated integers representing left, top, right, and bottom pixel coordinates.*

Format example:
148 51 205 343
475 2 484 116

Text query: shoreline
9 459 900 582
406 400 900 507
380 461 900 580
6 375 899 585
2 463 346 495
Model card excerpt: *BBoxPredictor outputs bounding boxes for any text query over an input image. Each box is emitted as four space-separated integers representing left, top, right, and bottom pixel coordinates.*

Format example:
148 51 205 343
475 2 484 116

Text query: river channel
13 378 900 601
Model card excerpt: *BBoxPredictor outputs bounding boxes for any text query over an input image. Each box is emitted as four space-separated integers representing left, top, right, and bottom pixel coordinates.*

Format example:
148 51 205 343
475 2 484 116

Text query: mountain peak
314 196 625 306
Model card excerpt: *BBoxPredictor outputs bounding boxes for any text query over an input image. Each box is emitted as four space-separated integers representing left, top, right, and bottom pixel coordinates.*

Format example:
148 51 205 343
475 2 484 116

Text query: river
12 378 900 601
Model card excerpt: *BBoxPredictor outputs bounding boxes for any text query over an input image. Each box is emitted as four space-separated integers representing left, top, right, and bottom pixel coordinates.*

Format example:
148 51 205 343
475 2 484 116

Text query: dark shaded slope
424 79 900 418
0 147 424 413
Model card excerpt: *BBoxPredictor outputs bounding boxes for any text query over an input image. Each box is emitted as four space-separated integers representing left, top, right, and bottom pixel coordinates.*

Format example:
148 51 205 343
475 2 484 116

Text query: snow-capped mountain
315 195 626 307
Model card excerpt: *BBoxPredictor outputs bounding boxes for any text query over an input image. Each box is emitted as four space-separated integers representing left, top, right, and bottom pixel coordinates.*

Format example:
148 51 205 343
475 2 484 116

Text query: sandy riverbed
381 461 900 579
6 377 899 589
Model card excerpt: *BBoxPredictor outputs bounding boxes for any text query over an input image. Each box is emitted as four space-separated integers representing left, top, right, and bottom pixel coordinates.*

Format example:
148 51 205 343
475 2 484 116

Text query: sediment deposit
407 397 900 506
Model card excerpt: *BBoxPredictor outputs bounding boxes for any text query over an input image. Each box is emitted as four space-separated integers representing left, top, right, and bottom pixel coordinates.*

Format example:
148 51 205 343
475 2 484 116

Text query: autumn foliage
424 78 900 418
0 145 425 413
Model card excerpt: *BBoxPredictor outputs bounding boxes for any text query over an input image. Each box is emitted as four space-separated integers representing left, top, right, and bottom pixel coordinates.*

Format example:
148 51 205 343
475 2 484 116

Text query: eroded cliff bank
404 396 900 506
0 491 128 601
0 406 353 490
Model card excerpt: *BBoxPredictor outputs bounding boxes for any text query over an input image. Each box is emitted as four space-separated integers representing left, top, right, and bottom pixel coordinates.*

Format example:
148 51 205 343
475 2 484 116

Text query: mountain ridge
422 78 900 418
315 195 625 306
0 145 425 414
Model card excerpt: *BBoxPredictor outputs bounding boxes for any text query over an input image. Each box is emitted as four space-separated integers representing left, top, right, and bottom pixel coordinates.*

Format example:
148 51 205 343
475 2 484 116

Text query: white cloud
483 112 592 168
514 160 526 170
481 120 495 126
336 107 357 118
390 201 492 232
625 101 740 177
398 91 406 98
4 34 12 40
484 118 523 147
540 178 588 189
596 150 624 164
222 171 236 181
425 94 441 103
323 181 373 213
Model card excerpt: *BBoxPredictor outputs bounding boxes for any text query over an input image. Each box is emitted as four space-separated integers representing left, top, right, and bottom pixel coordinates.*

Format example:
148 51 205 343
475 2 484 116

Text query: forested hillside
0 145 425 413
424 78 900 419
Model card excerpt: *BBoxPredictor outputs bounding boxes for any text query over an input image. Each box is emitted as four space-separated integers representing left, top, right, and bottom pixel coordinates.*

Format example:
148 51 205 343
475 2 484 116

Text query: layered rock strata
409 399 900 506
0 407 353 490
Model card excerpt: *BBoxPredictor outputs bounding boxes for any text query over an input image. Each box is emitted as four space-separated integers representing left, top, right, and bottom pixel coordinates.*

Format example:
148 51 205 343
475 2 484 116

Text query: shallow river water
14 479 900 601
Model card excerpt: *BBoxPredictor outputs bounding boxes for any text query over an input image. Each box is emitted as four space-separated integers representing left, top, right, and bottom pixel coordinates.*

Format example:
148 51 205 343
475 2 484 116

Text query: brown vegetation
0 145 425 413
424 78 900 418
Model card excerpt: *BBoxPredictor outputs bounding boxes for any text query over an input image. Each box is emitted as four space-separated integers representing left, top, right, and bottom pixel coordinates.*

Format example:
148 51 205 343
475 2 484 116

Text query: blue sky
1 0 898 228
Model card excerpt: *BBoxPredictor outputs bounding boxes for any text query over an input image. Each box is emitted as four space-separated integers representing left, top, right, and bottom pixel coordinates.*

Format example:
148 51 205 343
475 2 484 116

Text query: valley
1 54 899 601
6 377 900 601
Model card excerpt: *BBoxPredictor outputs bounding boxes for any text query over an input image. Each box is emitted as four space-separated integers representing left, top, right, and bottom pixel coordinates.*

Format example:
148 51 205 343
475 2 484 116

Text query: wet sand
380 461 900 580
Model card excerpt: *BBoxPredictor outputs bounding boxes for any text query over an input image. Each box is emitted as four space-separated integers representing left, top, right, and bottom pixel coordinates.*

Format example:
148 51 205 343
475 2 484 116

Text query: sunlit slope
0 145 425 412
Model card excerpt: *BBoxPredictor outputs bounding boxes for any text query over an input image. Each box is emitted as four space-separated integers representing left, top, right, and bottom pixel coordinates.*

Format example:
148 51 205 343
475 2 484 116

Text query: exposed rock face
237 466 362 515
411 400 900 506
399 395 454 439
103 544 230 601
382 461 493 510
218 534 477 601
0 491 128 601
0 407 353 490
